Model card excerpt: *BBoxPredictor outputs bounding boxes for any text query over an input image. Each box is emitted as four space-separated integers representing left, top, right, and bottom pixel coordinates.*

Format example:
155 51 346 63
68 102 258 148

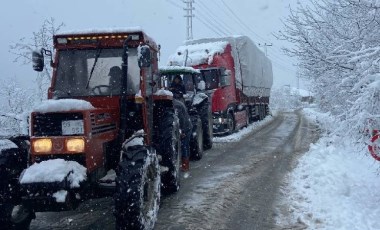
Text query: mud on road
30 110 318 230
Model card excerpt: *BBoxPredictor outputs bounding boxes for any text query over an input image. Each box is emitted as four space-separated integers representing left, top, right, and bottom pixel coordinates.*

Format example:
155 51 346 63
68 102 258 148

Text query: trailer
169 36 273 135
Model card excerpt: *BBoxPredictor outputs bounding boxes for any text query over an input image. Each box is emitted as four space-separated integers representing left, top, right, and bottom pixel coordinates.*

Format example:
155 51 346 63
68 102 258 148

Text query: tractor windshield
160 73 195 92
54 48 140 97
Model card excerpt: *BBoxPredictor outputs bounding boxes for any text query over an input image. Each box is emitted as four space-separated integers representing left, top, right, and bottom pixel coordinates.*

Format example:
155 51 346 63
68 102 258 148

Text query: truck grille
33 113 84 136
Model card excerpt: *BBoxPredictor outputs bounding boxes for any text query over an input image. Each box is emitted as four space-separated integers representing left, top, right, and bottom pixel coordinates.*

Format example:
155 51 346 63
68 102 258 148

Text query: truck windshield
54 48 140 97
201 69 219 90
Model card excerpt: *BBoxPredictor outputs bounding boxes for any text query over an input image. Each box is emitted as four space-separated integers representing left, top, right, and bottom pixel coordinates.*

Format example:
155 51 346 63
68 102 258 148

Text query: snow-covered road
155 110 318 230
29 111 318 229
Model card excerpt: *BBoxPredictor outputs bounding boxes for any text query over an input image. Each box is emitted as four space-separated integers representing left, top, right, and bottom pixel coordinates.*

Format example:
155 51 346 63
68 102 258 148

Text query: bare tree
9 18 64 101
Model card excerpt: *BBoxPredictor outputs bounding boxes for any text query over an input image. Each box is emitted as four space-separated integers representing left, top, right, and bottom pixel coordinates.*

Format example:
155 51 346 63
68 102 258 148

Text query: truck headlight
33 139 52 153
66 138 85 152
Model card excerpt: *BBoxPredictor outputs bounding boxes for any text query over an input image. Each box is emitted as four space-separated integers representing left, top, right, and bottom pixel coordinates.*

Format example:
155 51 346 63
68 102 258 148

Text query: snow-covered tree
0 80 35 136
278 0 380 142
9 18 64 101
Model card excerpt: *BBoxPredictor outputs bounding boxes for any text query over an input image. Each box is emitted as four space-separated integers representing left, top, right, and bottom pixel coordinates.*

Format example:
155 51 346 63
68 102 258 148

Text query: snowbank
277 108 380 230
33 99 94 113
20 159 87 188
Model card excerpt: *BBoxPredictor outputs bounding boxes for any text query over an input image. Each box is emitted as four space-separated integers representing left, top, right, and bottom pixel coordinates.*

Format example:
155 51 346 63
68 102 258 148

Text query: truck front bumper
212 113 230 136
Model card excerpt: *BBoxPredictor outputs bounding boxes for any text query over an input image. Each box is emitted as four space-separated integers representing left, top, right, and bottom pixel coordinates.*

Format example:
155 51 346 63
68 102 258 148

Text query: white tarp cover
170 36 273 97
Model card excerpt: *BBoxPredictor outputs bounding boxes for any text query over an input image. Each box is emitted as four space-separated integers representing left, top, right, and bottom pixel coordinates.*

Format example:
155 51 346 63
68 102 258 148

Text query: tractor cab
159 66 204 108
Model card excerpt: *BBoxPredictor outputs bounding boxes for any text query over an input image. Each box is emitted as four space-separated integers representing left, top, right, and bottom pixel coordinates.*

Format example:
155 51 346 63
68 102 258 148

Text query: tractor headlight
33 139 52 153
66 138 85 153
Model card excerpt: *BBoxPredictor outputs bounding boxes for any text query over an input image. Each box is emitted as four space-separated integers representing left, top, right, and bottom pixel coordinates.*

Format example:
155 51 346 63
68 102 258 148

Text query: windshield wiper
85 48 103 89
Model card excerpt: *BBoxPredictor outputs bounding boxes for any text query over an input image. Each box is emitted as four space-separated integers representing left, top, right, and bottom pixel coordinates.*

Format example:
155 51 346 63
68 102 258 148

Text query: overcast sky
0 0 301 91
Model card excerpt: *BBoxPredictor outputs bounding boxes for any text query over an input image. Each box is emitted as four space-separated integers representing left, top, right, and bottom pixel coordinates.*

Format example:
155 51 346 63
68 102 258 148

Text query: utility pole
184 0 195 40
258 43 272 56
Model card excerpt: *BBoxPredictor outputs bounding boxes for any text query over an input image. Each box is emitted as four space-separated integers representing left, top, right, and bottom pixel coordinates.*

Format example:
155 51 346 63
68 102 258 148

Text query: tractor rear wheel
190 117 204 160
157 108 181 194
199 102 213 150
114 146 160 230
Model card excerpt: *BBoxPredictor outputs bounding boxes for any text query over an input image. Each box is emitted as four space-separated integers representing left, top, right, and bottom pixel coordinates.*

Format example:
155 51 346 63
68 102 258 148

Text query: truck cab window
201 69 219 90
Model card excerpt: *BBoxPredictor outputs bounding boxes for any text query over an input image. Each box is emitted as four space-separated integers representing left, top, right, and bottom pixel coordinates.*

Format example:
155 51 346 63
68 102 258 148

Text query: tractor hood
33 99 95 113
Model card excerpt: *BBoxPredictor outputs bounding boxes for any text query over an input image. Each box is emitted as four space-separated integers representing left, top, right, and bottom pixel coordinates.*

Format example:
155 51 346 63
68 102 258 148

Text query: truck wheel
114 146 160 230
190 118 203 161
245 107 251 126
157 109 181 194
259 105 264 120
227 113 235 135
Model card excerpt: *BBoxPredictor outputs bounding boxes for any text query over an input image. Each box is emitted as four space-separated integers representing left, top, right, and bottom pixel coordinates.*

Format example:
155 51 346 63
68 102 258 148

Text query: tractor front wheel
114 146 160 230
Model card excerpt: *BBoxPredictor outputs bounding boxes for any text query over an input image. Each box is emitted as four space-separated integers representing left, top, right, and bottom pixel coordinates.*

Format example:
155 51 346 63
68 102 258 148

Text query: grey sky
0 0 300 91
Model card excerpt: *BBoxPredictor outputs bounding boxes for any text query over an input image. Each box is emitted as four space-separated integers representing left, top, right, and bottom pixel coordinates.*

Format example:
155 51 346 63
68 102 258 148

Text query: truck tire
157 109 181 194
245 107 251 126
190 117 203 161
114 146 160 230
259 105 264 120
227 112 235 135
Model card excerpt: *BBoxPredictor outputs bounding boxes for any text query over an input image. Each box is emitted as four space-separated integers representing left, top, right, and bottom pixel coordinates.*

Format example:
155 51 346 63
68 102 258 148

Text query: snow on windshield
33 99 94 113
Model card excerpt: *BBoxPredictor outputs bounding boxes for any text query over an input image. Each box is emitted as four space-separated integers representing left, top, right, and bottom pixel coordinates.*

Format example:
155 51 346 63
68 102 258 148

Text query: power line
197 0 236 35
165 0 182 9
195 16 224 36
196 9 230 36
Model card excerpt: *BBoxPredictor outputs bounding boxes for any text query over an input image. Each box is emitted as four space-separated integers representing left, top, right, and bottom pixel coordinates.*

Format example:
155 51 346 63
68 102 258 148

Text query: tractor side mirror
32 50 44 72
138 45 151 68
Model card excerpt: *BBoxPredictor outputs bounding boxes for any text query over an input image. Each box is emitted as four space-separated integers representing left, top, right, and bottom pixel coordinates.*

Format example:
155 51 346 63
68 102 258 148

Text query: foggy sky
0 0 301 91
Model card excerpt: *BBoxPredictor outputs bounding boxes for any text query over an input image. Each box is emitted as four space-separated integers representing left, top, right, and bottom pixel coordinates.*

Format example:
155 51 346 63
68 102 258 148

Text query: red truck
169 36 273 135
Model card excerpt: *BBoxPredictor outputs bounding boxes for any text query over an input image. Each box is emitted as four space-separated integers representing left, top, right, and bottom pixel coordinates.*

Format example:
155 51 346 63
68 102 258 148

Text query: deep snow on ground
276 108 380 230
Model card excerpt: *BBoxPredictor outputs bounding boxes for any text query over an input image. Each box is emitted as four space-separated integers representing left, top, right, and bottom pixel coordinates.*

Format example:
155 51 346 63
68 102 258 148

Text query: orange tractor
0 28 181 229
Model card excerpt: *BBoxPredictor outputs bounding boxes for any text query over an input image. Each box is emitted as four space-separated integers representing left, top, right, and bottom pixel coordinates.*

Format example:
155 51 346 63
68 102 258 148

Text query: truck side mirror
32 50 44 72
138 46 151 68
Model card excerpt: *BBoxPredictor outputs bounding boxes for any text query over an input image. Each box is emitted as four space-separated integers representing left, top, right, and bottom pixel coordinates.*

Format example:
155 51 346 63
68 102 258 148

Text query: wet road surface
30 111 318 230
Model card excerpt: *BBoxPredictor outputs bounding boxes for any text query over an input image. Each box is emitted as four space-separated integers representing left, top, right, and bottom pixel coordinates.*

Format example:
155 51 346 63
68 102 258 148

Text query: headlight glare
66 138 85 152
33 139 52 153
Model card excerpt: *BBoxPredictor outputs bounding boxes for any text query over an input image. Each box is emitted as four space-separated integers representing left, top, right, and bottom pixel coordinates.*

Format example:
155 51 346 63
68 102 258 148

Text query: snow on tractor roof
159 66 200 74
33 99 95 113
57 26 144 36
